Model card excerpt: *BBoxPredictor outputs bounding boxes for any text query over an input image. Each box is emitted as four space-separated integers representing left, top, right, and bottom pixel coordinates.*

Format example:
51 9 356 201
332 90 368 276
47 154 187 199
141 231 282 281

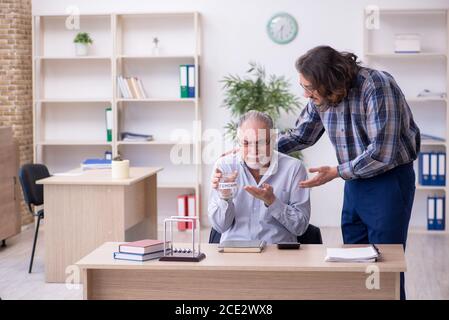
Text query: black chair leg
29 215 42 273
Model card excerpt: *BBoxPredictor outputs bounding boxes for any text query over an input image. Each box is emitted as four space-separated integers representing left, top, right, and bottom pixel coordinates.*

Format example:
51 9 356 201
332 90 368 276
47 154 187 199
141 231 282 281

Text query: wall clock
267 12 298 45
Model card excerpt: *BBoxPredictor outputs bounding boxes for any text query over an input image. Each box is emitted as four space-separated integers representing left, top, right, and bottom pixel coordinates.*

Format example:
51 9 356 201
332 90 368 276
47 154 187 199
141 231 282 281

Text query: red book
177 195 188 231
187 194 196 229
118 239 167 255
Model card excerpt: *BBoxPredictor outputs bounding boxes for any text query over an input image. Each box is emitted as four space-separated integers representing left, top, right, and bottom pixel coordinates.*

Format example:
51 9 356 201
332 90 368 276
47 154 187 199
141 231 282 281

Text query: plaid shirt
278 67 421 180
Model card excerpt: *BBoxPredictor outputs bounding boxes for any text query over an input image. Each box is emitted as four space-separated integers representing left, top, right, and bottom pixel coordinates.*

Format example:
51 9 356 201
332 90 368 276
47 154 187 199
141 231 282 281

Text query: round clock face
267 12 298 45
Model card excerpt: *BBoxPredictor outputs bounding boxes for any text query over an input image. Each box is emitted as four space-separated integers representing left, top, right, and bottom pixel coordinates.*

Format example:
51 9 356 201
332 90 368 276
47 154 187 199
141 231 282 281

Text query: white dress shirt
208 151 311 244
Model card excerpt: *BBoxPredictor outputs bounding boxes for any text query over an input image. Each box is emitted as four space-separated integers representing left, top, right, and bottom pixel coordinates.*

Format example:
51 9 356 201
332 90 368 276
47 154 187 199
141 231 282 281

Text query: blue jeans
341 162 415 300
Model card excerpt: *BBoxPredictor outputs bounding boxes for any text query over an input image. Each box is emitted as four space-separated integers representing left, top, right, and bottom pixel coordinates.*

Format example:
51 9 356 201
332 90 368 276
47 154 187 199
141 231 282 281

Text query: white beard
244 154 271 170
245 160 264 170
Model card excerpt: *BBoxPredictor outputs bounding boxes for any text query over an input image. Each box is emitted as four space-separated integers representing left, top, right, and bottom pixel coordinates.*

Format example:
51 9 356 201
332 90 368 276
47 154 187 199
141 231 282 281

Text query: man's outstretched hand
299 166 339 188
244 183 276 206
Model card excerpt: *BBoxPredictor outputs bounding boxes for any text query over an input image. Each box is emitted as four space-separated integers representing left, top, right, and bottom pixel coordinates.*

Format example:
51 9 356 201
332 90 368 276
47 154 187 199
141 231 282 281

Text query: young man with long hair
278 45 420 300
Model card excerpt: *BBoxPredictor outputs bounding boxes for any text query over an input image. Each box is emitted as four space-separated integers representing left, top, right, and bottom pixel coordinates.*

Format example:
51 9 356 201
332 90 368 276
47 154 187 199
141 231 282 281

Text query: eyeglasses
238 139 271 149
300 82 315 95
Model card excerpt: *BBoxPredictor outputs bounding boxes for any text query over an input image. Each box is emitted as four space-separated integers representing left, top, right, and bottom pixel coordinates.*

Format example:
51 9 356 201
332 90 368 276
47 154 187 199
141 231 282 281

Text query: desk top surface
76 242 406 273
36 167 163 186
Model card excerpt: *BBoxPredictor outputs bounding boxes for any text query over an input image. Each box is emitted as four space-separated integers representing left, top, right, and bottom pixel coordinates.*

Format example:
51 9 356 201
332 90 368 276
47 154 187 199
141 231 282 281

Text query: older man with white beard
208 111 311 244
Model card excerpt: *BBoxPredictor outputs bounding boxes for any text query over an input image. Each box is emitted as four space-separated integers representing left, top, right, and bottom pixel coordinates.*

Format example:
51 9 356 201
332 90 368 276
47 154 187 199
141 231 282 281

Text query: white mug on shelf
112 159 130 179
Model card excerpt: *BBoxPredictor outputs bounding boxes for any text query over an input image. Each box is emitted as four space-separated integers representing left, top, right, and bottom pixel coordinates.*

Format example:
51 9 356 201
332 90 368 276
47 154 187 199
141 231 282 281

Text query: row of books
418 152 446 186
113 239 170 261
117 76 148 99
179 65 196 98
177 194 196 230
117 64 197 100
427 196 445 231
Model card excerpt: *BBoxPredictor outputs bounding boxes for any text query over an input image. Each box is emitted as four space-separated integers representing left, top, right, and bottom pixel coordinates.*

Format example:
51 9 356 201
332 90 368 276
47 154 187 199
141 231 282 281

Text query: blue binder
437 152 446 186
435 196 445 231
427 196 436 230
187 64 195 98
430 152 438 185
419 152 431 185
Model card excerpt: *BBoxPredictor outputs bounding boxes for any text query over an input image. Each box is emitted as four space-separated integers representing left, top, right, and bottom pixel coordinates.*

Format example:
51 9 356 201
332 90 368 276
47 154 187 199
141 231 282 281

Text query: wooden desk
76 242 406 300
37 167 162 283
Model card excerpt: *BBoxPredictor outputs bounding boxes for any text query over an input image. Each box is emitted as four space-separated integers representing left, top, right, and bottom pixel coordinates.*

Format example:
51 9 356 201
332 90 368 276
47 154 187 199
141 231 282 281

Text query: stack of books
417 89 447 99
120 132 153 142
117 75 147 99
420 133 445 142
218 240 266 253
81 158 112 170
113 239 170 262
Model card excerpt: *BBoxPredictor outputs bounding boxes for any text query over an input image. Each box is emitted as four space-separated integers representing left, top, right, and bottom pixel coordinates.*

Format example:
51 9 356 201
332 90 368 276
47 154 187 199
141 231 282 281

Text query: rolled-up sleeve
266 164 311 236
208 196 235 234
277 101 325 155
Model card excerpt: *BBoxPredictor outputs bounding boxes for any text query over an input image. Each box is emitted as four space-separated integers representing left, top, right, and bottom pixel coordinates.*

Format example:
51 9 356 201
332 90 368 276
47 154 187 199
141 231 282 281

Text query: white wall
33 0 449 228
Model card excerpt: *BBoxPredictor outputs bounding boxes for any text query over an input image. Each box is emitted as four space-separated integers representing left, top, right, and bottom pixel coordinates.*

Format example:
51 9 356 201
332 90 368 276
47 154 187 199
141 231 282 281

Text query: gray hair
237 110 274 129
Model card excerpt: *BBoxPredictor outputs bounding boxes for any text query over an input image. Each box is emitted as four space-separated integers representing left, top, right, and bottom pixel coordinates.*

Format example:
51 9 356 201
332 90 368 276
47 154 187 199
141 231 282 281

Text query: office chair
18 164 50 273
209 223 323 244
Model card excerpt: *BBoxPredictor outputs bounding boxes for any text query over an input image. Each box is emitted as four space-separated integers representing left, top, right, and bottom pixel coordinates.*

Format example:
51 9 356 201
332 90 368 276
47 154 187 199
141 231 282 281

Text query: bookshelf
32 12 202 222
363 8 449 233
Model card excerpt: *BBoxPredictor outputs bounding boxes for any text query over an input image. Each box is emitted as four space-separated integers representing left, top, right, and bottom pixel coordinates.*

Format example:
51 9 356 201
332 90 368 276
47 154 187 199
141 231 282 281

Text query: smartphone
277 242 300 250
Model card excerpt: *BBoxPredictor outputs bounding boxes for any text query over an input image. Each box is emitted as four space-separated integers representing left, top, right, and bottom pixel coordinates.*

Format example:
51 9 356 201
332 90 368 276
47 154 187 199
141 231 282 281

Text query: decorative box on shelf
394 33 421 53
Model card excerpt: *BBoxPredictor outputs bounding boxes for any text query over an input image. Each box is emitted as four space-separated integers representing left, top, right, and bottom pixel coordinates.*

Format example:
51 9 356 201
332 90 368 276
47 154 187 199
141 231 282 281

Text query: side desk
37 167 162 283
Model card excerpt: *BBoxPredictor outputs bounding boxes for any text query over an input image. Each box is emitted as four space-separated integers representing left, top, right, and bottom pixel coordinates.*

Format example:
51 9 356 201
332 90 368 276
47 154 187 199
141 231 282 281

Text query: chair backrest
208 227 222 244
18 164 50 211
297 224 323 244
209 224 323 245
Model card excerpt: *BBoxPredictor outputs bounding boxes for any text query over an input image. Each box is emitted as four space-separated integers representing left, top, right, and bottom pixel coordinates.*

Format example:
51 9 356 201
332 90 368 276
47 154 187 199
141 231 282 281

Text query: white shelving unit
363 8 449 233
32 12 202 221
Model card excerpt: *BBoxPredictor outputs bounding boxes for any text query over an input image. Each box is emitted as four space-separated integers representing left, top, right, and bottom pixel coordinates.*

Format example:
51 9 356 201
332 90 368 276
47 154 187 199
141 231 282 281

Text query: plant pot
75 43 89 56
112 160 130 179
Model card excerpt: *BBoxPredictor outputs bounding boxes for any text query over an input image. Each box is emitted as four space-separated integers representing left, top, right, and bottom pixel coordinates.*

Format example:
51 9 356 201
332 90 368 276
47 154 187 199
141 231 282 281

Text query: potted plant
221 62 304 159
73 32 93 56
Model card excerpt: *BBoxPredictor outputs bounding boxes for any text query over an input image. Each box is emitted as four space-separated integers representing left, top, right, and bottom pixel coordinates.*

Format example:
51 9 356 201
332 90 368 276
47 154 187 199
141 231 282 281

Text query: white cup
112 159 130 179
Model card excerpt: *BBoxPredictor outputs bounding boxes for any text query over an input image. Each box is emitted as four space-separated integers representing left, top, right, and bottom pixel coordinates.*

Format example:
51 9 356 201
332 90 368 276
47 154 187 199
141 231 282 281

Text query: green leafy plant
74 32 93 45
221 62 303 158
